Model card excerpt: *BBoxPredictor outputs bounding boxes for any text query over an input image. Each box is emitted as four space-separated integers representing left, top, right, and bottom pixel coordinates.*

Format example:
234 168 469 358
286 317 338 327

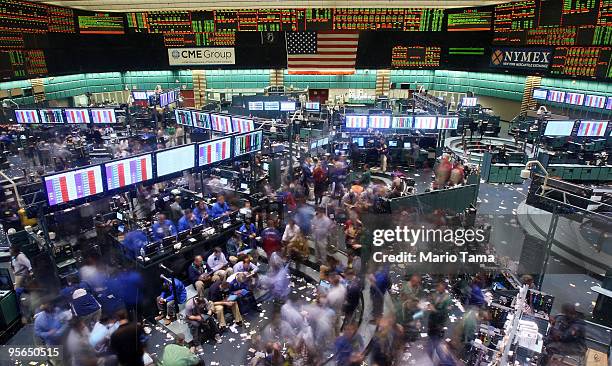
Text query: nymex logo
491 48 552 69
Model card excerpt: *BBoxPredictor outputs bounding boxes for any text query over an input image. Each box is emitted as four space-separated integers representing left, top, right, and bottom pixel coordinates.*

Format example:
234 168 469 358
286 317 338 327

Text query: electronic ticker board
447 8 492 31
78 13 125 34
391 46 441 68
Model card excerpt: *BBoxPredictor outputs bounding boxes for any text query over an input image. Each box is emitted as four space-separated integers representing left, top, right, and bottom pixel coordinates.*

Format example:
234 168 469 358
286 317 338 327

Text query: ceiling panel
31 0 515 12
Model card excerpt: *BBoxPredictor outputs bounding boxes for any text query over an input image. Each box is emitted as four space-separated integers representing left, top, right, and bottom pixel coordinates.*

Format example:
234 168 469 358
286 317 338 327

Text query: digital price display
78 14 125 34
565 92 585 106
547 90 566 103
47 5 76 33
447 8 492 31
414 116 437 129
15 109 40 124
280 101 296 111
437 116 459 130
210 114 233 133
39 109 65 124
550 46 612 78
175 109 194 126
248 101 264 111
532 88 548 100
65 109 91 124
392 116 413 129
44 165 104 206
91 109 117 124
305 102 320 111
345 115 368 129
391 46 441 68
544 120 575 136
462 97 478 106
264 101 280 111
332 8 443 31
132 91 148 100
368 115 391 129
155 144 196 177
234 130 263 157
526 27 577 46
577 121 608 137
163 32 236 47
584 95 606 108
0 0 48 34
145 11 192 33
192 111 210 128
198 137 231 166
493 1 537 44
104 154 153 190
232 117 255 133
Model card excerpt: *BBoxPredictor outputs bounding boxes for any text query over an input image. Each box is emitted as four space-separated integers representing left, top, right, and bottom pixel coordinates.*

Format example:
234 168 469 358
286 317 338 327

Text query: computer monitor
155 144 196 178
175 109 194 126
577 121 608 137
280 101 296 111
606 97 612 110
103 153 154 190
191 224 204 236
368 115 391 129
248 101 263 111
44 165 105 206
65 109 91 124
132 91 148 100
91 109 117 124
240 183 248 190
414 116 437 130
437 116 459 130
584 95 606 109
177 230 190 241
532 89 548 100
220 177 228 185
305 102 319 111
547 90 565 103
461 97 477 107
345 115 368 129
192 111 211 129
210 114 233 133
144 242 158 256
392 116 413 129
352 137 364 147
198 137 231 167
231 117 255 133
565 92 585 106
39 109 65 124
233 130 263 157
264 101 280 111
543 121 575 136
262 162 269 171
404 142 412 149
15 109 40 124
116 212 124 221
162 236 175 248
388 140 398 147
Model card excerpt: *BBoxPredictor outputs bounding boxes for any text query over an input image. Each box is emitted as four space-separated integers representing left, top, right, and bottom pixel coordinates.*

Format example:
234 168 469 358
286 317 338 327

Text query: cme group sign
168 48 236 66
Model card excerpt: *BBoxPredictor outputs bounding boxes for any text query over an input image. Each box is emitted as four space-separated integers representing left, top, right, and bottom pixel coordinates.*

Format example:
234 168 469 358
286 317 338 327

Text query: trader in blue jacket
210 195 231 219
122 230 148 259
152 213 177 242
156 277 187 325
177 209 200 232
193 200 210 226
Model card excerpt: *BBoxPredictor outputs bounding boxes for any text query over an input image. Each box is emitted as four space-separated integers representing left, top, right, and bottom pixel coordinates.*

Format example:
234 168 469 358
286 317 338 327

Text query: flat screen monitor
192 111 210 129
437 116 459 130
91 109 117 124
388 140 398 147
234 130 263 157
220 178 228 185
155 144 196 178
392 116 413 129
345 115 368 129
198 137 231 166
565 92 585 106
159 92 168 107
606 97 612 110
577 121 608 137
175 109 193 126
15 109 40 124
280 101 296 111
232 117 255 133
39 109 65 124
544 121 575 136
210 114 233 133
547 90 565 103
104 154 154 190
404 142 412 149
305 102 319 111
132 91 148 100
240 183 248 190
352 137 364 147
414 116 437 130
532 89 548 100
264 101 280 111
262 162 269 171
584 95 606 109
44 165 104 206
248 101 263 111
368 115 391 129
167 90 177 105
318 137 329 147
65 109 91 124
461 97 478 107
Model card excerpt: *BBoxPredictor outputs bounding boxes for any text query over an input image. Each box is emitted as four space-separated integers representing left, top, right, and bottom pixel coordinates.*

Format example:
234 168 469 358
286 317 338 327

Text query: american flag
286 31 359 75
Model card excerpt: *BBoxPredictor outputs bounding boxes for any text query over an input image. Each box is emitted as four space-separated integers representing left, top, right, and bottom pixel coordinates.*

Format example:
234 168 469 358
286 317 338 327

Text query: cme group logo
171 50 181 59
491 49 504 65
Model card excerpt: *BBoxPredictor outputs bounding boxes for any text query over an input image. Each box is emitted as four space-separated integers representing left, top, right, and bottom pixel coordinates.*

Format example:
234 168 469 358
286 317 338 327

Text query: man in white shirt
311 208 335 263
281 219 300 245
10 245 32 295
207 247 233 281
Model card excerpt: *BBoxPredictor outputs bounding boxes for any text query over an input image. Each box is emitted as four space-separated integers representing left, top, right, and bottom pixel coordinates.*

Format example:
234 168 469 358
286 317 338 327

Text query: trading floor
1 1 612 366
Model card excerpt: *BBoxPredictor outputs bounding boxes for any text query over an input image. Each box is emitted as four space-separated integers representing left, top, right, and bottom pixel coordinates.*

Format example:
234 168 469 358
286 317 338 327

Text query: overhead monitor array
346 115 458 130
43 131 263 208
533 88 611 110
15 108 118 124
543 120 610 137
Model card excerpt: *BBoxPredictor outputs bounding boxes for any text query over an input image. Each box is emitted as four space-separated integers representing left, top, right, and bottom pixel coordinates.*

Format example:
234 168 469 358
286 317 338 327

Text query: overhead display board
446 8 493 31
234 130 263 157
564 92 585 105
231 117 255 133
368 115 391 129
391 46 441 68
437 116 459 130
44 165 104 206
198 137 231 166
104 154 153 190
65 109 91 124
391 116 413 129
175 109 194 126
155 144 196 177
550 46 612 78
210 113 233 133
39 109 65 123
584 94 607 108
15 109 40 124
78 13 125 34
90 109 117 124
192 111 210 128
544 120 575 136
577 120 608 136
413 116 437 129
345 115 368 129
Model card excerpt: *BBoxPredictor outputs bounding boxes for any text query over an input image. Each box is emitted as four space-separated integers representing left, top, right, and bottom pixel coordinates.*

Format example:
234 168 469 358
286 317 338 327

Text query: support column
376 69 391 96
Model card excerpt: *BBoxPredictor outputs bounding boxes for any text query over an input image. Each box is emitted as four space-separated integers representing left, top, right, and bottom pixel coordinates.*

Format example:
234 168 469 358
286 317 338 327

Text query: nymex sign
168 48 235 66
490 47 552 71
